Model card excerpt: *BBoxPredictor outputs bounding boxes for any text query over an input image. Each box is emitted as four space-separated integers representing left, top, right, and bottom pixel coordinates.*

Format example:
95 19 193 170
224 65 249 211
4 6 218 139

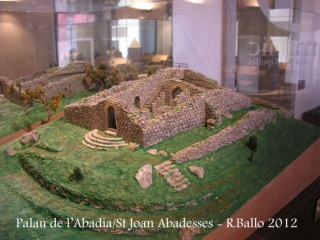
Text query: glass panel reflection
224 0 320 118
56 1 172 74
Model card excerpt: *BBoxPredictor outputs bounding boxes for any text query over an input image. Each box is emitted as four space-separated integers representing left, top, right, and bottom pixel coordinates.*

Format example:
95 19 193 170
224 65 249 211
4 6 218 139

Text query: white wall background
172 0 223 83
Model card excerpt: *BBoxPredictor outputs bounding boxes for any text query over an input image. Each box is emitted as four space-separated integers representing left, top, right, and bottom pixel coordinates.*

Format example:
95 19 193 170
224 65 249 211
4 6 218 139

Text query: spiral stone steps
82 129 127 150
154 161 190 192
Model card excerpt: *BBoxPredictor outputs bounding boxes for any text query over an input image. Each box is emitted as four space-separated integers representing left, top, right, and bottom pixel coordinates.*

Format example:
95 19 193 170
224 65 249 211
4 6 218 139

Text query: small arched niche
172 87 183 100
134 96 141 109
107 106 117 129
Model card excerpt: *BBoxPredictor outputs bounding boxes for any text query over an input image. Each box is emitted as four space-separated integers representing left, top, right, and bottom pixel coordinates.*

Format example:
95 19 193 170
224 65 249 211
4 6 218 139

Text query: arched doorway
134 96 141 109
172 87 183 100
107 106 117 129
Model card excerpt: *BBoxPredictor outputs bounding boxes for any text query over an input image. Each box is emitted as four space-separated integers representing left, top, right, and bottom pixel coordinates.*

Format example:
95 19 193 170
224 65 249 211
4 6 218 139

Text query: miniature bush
69 167 84 182
146 67 158 76
246 135 258 162
119 64 138 81
7 84 16 94
86 63 129 91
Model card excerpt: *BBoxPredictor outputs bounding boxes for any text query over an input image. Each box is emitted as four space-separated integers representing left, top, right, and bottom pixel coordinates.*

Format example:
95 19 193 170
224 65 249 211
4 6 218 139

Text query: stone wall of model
171 109 275 162
65 100 109 130
140 96 206 147
206 88 252 113
114 68 184 109
183 69 218 89
64 68 252 148
44 74 88 98
134 89 251 147
0 62 90 104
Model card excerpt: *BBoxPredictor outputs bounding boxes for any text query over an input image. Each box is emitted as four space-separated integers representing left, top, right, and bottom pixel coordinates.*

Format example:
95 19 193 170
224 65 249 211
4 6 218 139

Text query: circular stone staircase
81 129 127 150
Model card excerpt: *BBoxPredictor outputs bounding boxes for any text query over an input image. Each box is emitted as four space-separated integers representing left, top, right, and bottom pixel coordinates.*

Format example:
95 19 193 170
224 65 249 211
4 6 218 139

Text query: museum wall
172 0 223 83
0 12 56 80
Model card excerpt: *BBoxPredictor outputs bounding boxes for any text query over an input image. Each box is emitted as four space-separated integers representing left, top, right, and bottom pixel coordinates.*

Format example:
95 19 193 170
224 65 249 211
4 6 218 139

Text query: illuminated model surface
0 67 319 240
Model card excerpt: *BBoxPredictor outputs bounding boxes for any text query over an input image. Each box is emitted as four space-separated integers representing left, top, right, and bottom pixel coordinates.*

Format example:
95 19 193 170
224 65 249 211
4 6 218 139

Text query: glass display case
222 0 320 119
1 1 320 240
0 0 172 79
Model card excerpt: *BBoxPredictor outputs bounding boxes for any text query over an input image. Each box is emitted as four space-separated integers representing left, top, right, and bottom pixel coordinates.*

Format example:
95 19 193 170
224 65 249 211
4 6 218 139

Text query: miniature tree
146 67 159 76
25 86 61 123
85 63 126 91
85 64 107 91
7 84 15 95
108 67 124 85
246 135 258 162
119 64 138 81
10 85 61 123
20 87 36 113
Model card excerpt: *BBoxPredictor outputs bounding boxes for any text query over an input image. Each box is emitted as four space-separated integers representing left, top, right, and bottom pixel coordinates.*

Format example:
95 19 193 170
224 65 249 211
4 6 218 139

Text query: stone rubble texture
188 166 204 179
135 164 153 189
158 150 168 157
20 130 39 144
7 148 17 156
64 68 251 147
147 149 158 155
127 142 140 151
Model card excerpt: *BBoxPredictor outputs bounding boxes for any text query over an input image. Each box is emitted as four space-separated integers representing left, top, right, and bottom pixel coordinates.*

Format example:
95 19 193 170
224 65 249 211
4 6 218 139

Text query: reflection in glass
224 0 320 119
56 1 172 74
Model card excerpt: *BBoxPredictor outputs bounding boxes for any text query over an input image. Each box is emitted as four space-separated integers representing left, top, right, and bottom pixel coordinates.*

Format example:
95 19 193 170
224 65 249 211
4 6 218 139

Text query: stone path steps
82 129 127 150
154 161 190 191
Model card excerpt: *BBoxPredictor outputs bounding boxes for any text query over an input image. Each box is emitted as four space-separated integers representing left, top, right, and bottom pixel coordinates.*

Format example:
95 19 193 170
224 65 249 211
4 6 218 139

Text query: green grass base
0 91 96 138
1 107 320 239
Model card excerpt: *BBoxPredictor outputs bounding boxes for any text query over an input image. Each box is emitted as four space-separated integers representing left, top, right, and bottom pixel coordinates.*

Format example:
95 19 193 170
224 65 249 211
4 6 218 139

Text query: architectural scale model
1 65 318 240
64 68 251 147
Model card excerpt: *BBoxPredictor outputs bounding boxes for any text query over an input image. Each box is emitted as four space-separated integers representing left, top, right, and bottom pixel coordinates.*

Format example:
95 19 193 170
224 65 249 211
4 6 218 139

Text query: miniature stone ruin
64 67 251 147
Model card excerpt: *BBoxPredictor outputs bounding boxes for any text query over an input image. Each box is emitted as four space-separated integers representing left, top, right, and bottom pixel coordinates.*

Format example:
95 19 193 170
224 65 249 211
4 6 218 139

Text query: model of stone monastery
64 68 251 147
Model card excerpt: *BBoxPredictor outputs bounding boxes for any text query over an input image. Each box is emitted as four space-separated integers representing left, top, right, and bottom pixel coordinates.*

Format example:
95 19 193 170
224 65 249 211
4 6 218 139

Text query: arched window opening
172 87 183 100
